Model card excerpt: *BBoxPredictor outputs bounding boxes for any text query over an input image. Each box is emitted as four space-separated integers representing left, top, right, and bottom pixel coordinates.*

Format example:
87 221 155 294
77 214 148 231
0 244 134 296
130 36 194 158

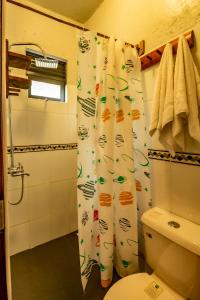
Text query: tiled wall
7 86 78 256
142 22 200 226
6 1 80 256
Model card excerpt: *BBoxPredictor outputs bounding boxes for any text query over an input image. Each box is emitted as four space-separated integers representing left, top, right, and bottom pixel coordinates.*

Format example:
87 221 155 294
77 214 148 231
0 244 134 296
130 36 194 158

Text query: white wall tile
29 216 51 248
50 180 69 213
28 183 52 221
8 110 29 146
150 160 172 211
50 150 77 181
27 98 47 113
27 111 47 145
45 100 68 115
50 210 70 240
23 152 51 186
185 133 200 154
9 223 30 256
171 164 200 225
65 150 77 178
50 179 77 234
7 188 29 226
45 112 69 144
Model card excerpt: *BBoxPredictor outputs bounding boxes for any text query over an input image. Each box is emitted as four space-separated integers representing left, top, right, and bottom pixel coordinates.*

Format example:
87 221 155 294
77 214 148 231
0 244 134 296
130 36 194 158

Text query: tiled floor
11 232 120 300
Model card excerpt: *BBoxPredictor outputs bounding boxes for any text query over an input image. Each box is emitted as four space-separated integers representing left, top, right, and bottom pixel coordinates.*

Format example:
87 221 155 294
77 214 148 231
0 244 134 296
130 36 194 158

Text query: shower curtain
77 31 151 289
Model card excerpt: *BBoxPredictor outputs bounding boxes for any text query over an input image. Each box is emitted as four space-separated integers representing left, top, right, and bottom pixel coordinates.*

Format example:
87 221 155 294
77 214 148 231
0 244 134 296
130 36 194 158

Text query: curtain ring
81 25 86 35
103 33 108 46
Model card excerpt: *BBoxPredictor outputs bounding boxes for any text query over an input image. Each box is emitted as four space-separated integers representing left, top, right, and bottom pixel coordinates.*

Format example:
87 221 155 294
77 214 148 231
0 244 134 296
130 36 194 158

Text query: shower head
35 57 58 69
9 42 58 69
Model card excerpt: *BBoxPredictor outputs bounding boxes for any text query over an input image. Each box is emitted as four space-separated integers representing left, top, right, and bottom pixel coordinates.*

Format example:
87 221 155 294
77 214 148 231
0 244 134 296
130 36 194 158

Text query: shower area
5 3 80 299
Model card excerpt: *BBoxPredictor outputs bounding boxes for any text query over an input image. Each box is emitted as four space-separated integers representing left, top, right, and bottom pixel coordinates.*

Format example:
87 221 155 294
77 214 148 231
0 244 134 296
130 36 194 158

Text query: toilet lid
104 273 185 300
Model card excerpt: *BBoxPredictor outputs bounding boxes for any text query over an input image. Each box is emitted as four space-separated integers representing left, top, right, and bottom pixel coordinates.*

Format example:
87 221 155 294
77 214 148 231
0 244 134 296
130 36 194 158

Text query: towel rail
141 30 194 70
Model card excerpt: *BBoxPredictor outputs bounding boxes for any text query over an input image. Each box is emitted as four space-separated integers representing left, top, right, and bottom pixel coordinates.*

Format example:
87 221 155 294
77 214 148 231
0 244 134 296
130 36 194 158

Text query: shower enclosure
7 42 59 205
6 33 78 299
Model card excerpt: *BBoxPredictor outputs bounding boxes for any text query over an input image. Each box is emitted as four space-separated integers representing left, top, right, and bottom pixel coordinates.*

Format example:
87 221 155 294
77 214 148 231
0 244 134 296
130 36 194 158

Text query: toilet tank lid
141 207 200 256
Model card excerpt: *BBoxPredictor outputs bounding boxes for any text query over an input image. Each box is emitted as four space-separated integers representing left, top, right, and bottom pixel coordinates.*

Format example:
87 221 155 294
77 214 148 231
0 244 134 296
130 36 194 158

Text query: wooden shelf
8 51 32 70
8 88 20 96
9 76 31 90
6 40 33 97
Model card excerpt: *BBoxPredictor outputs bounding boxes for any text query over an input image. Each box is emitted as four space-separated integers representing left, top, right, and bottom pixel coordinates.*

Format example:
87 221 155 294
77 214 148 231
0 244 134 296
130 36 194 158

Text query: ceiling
26 0 103 22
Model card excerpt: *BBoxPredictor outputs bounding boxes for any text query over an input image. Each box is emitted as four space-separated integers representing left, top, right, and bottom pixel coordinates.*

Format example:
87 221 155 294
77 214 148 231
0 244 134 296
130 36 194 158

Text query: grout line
10 107 77 115
7 177 76 192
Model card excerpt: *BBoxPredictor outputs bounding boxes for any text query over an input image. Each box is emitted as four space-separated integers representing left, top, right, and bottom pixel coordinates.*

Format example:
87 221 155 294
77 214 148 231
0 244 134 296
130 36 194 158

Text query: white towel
149 43 176 155
173 35 200 151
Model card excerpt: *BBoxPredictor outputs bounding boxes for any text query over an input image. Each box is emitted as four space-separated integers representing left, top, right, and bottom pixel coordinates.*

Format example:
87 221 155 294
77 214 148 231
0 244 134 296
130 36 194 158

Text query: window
26 49 66 102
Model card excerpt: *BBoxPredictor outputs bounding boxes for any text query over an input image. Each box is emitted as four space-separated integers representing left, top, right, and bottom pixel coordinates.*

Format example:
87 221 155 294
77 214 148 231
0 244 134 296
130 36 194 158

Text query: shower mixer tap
8 162 29 205
8 162 30 177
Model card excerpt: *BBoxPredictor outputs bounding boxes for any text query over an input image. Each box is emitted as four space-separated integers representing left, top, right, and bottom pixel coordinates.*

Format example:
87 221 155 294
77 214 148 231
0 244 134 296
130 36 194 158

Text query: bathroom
0 0 200 299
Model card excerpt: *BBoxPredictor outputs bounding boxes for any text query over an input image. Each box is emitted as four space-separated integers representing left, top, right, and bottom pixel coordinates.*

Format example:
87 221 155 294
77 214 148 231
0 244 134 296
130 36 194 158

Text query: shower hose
8 174 25 206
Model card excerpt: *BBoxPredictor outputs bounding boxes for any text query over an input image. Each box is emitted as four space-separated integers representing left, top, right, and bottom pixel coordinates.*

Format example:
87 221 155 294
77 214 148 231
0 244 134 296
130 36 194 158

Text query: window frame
28 75 66 102
26 49 67 102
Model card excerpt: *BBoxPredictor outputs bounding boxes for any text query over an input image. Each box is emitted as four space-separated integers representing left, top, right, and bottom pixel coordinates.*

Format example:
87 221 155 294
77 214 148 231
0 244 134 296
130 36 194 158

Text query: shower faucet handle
17 162 24 170
8 163 30 177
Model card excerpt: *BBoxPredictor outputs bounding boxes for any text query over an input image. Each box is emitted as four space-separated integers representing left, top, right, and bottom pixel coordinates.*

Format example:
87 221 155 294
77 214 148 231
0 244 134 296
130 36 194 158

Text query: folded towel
173 35 200 151
149 43 176 155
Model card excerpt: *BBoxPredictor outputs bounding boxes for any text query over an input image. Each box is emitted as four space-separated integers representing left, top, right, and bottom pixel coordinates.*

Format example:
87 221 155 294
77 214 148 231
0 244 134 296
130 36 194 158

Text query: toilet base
103 272 185 300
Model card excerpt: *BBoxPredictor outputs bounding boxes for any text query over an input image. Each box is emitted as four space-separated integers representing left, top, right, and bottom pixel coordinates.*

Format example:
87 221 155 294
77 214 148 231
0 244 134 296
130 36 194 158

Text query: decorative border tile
7 143 78 154
148 149 200 166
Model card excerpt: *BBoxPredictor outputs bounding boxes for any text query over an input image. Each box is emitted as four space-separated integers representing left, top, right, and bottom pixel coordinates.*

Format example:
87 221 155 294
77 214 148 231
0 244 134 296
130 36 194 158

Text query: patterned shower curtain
77 31 151 289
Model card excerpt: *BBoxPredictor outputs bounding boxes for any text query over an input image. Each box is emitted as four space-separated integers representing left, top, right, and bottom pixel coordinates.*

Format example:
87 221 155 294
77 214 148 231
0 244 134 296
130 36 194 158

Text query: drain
168 221 180 228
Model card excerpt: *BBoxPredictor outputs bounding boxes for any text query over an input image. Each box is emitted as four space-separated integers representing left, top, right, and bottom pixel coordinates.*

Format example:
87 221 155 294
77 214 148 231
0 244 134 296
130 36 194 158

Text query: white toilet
104 207 200 300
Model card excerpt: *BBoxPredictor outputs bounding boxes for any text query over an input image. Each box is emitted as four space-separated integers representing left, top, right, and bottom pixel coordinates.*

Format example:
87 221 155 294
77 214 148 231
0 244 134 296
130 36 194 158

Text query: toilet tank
141 207 200 300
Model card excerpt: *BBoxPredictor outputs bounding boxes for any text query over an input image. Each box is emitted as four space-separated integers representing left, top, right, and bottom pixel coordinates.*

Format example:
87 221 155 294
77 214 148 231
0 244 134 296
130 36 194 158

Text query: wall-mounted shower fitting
9 42 58 69
8 162 30 177
8 163 29 206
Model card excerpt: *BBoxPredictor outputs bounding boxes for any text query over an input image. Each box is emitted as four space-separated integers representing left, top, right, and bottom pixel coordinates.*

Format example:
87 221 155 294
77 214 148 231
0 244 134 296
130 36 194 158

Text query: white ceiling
26 0 103 22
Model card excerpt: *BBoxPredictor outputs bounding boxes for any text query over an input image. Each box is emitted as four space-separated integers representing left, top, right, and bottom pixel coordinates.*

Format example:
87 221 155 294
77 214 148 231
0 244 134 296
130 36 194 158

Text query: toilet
104 207 200 300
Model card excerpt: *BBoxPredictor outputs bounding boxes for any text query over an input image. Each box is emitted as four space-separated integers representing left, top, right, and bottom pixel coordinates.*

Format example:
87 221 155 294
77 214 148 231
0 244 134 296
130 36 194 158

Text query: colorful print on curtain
77 31 151 290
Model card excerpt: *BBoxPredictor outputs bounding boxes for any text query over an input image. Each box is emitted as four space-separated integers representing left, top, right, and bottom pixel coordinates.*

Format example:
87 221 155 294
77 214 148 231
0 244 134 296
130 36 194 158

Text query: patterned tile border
8 145 200 166
148 149 200 167
7 143 78 154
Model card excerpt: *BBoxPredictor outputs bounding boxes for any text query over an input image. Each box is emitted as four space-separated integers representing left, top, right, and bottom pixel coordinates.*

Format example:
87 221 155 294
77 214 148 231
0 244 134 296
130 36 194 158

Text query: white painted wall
86 0 200 53
86 0 200 225
6 0 80 255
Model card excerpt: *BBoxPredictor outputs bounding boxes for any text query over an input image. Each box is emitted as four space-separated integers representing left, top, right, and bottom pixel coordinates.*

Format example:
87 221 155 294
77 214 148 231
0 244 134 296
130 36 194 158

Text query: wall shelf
8 51 32 70
6 40 32 97
8 76 31 90
8 87 20 96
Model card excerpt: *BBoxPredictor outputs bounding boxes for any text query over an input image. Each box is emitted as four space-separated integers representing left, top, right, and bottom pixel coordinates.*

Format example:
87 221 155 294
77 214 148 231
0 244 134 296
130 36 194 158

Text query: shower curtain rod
6 0 145 55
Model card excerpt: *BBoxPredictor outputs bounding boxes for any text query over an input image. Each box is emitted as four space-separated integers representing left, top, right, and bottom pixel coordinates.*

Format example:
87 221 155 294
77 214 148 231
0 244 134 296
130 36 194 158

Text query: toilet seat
104 273 185 300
